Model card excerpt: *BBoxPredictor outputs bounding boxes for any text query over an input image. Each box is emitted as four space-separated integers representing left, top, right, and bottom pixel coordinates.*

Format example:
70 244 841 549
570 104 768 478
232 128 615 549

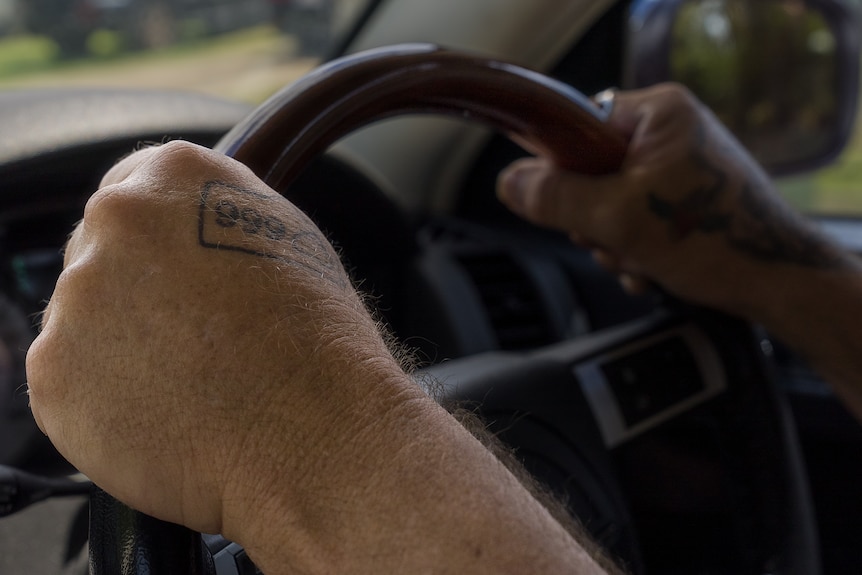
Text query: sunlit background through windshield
0 0 370 104
0 0 860 216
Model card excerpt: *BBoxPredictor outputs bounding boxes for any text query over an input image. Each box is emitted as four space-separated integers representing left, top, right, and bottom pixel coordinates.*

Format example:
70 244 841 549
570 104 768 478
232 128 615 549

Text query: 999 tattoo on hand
198 180 348 288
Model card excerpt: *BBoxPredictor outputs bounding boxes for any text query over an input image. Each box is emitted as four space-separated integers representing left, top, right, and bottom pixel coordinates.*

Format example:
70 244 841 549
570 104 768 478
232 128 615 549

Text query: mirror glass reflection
671 0 838 168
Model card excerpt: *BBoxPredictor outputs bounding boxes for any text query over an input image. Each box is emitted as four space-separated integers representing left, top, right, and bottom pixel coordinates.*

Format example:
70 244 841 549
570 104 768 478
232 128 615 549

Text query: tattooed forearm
726 182 844 267
648 121 846 269
198 180 348 288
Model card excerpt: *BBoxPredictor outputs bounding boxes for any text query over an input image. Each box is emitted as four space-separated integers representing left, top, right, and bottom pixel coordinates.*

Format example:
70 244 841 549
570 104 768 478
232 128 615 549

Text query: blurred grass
778 124 862 215
0 35 59 78
0 25 285 83
86 30 125 58
811 127 862 213
0 25 310 104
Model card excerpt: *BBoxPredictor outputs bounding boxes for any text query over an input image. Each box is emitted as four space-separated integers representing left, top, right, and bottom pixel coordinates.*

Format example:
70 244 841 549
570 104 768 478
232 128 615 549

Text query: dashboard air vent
458 252 554 350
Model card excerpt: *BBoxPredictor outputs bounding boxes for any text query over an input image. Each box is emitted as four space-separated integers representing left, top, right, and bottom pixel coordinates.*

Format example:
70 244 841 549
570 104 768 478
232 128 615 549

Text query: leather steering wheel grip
89 44 627 574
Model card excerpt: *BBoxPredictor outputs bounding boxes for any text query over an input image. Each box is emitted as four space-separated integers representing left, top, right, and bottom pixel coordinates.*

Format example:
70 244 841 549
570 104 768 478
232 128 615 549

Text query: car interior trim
576 324 727 448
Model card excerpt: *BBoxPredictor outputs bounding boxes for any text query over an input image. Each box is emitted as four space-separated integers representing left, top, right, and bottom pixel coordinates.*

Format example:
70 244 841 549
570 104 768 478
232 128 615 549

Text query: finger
496 157 627 239
607 83 703 164
603 90 644 140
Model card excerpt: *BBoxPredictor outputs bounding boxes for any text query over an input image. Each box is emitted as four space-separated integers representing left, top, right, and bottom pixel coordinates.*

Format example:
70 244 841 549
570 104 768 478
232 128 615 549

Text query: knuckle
82 183 145 230
51 261 100 308
653 82 699 110
78 189 159 266
85 146 208 231
25 325 69 412
151 139 209 167
151 140 236 183
643 82 704 128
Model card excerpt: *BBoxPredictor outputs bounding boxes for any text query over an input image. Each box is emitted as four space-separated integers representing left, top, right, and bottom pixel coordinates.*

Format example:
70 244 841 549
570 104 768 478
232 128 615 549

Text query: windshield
0 0 858 217
0 0 373 104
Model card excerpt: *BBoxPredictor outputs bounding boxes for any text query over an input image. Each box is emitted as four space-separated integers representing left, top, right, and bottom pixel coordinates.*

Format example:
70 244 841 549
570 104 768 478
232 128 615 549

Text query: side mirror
625 0 860 176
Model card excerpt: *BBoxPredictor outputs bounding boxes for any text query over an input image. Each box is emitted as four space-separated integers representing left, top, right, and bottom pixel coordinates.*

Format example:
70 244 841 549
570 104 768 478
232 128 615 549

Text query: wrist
218 349 426 572
733 248 862 325
222 367 607 575
752 251 862 345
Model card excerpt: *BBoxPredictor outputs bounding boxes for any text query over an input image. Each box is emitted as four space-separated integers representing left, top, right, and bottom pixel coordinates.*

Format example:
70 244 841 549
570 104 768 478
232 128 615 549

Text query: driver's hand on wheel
498 82 862 421
25 141 618 575
25 139 399 542
497 83 855 319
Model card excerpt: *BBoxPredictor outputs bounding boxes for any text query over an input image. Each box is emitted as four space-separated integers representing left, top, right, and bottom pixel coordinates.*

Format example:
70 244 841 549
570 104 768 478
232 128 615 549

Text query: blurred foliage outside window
0 0 369 104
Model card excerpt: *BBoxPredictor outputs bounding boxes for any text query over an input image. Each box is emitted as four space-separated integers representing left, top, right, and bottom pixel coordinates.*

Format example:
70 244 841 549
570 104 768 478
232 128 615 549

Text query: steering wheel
87 44 819 575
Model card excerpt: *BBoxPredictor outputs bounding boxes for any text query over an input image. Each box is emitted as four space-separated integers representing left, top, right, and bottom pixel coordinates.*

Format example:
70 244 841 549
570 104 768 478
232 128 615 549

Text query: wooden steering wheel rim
214 43 627 190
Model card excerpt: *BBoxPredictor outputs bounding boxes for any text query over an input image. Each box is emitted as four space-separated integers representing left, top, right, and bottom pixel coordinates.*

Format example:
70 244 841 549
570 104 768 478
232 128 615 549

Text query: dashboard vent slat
458 253 554 350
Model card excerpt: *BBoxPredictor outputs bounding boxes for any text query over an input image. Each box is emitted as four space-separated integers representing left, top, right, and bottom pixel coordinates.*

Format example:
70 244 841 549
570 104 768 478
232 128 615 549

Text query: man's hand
25 140 411 552
498 82 862 421
498 83 855 318
25 141 617 574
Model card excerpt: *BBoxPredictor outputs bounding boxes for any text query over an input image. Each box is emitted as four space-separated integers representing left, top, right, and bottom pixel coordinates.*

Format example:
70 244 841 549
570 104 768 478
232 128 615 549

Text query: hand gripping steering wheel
87 44 819 575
